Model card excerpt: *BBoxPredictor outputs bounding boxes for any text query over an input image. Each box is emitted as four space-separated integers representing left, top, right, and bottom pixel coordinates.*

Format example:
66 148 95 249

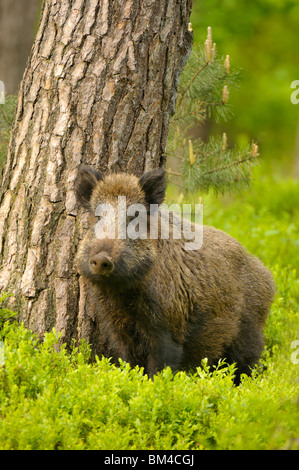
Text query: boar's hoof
89 253 114 276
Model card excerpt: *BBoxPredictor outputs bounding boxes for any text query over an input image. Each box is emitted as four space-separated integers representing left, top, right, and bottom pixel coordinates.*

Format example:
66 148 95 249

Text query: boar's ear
76 165 102 208
139 168 166 208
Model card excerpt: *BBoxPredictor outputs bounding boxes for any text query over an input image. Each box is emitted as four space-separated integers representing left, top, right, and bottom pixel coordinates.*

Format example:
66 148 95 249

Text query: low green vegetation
0 170 298 450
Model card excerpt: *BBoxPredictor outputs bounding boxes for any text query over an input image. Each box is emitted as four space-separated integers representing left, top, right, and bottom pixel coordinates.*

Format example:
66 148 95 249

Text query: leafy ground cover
0 170 298 450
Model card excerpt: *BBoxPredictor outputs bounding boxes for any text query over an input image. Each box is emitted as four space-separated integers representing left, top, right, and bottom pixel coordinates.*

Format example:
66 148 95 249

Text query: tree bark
0 0 193 346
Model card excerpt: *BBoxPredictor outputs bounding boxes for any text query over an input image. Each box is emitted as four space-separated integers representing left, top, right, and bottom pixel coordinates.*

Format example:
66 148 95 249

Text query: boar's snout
89 253 114 276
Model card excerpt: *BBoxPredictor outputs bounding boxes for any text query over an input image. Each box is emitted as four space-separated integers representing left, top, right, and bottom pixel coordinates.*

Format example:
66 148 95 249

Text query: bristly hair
76 165 102 208
139 169 166 208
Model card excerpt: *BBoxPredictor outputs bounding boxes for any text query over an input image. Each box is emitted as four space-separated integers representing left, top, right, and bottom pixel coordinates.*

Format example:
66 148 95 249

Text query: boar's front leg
146 332 183 378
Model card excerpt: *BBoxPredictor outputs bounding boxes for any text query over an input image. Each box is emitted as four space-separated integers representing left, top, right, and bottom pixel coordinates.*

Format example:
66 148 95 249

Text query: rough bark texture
0 0 193 345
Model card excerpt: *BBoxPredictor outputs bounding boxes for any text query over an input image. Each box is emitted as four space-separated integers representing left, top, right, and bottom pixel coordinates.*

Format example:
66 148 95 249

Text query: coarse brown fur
75 166 276 382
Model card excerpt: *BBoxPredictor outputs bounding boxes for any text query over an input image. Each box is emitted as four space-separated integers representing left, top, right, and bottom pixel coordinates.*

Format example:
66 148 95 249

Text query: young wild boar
75 165 275 382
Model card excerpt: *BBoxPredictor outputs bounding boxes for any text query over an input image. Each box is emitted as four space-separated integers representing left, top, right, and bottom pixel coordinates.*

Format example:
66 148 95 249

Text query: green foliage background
191 0 299 173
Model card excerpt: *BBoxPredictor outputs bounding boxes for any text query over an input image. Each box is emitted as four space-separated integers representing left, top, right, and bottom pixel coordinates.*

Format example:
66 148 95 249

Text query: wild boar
75 165 275 382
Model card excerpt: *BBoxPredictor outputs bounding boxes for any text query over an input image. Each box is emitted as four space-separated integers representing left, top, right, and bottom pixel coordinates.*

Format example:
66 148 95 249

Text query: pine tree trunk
0 0 193 346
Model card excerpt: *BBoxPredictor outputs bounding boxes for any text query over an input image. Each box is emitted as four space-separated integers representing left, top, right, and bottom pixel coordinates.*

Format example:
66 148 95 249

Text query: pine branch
166 169 183 177
166 27 258 195
177 61 209 108
201 153 258 176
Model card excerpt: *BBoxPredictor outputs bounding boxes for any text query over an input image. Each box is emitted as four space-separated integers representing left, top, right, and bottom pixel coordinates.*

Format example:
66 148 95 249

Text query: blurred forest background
191 0 299 177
